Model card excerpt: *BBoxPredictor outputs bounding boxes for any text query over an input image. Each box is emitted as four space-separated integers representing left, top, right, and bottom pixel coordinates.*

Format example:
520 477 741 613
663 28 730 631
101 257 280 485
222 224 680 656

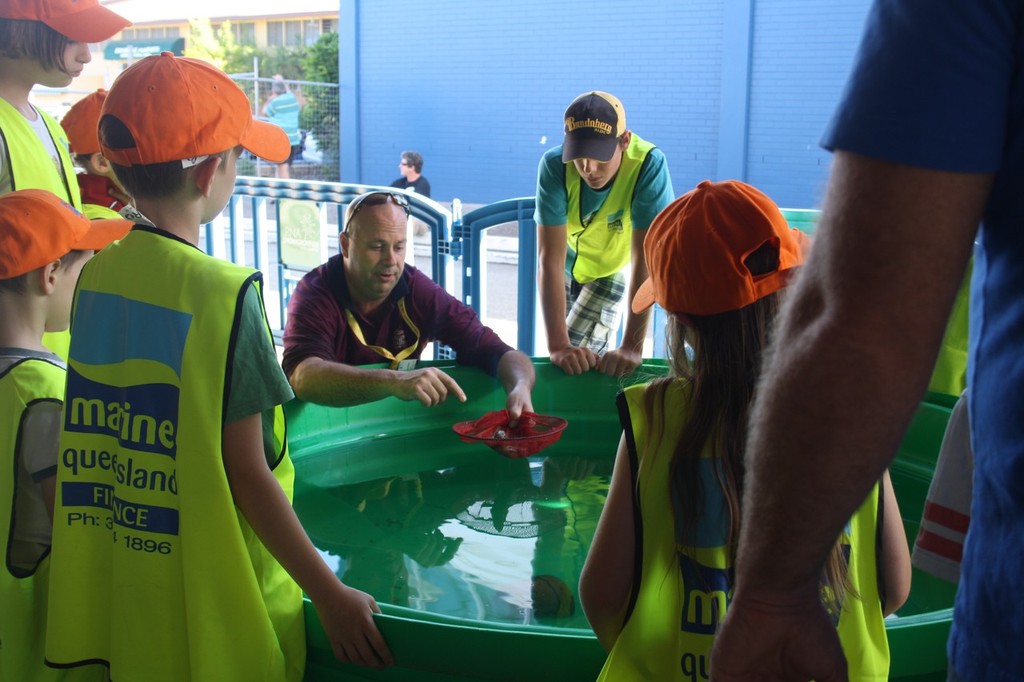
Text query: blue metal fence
209 177 456 340
454 198 539 355
212 180 549 358
212 178 816 360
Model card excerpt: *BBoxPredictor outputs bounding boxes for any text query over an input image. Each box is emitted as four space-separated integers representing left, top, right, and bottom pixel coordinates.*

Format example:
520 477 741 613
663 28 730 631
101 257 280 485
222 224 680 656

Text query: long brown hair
642 242 851 611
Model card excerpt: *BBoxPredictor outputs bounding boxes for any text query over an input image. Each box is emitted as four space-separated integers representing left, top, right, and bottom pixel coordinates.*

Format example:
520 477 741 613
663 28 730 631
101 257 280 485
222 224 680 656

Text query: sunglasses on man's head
345 191 411 230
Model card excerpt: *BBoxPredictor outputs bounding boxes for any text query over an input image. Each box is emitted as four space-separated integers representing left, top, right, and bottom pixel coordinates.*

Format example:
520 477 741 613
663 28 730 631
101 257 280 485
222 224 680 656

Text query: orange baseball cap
0 190 131 279
0 0 130 44
61 89 106 156
100 53 290 167
632 180 808 316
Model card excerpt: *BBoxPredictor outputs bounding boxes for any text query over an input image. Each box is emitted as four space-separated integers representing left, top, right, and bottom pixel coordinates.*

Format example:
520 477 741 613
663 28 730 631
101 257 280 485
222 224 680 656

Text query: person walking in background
390 151 431 197
262 75 302 180
709 1 1022 680
580 181 909 681
535 91 673 378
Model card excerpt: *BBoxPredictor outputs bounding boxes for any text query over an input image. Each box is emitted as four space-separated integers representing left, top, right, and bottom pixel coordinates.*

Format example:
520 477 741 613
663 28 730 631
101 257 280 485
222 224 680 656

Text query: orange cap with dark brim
633 180 809 315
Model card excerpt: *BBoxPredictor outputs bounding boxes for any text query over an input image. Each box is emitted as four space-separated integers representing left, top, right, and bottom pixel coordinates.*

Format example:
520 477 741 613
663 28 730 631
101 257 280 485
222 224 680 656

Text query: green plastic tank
286 360 954 682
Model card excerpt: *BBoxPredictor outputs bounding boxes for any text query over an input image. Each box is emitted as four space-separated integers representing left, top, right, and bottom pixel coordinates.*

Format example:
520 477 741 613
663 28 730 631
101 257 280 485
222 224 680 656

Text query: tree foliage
228 46 308 80
300 32 340 180
303 31 339 83
183 18 236 70
185 17 308 80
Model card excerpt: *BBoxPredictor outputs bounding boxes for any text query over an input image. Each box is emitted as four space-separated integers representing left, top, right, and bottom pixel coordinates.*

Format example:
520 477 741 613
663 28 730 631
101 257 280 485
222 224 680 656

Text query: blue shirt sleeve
630 147 675 230
534 146 569 226
821 0 1013 173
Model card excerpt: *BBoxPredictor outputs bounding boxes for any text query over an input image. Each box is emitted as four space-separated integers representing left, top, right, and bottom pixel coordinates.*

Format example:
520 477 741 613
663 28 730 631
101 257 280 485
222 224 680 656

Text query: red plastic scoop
453 410 568 458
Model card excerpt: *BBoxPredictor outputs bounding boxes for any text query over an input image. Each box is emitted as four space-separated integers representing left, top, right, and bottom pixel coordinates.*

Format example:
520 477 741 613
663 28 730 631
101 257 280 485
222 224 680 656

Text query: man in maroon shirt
283 191 535 416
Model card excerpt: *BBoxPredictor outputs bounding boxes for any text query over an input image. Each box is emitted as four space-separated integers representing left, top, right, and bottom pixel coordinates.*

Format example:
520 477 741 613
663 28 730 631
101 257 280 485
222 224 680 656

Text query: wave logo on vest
63 291 189 457
606 209 624 233
672 458 734 636
65 378 179 456
678 552 734 636
672 458 733 681
60 291 191 541
677 552 733 682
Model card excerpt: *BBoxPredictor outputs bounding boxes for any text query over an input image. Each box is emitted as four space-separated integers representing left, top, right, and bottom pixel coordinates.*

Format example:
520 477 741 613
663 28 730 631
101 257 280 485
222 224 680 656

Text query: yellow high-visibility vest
565 134 655 283
47 228 303 682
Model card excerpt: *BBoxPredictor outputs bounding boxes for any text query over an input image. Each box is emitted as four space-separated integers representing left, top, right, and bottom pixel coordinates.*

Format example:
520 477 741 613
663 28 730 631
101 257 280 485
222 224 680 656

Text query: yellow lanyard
345 298 421 369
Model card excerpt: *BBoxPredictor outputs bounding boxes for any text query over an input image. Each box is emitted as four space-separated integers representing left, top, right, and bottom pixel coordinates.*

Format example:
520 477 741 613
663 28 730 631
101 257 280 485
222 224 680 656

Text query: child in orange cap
0 0 131 360
45 53 393 681
60 89 132 220
579 180 911 681
0 189 129 682
0 1 130 200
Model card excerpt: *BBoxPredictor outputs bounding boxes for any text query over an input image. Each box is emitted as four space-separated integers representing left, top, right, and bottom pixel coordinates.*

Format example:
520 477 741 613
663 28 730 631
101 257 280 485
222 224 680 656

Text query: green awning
104 38 185 60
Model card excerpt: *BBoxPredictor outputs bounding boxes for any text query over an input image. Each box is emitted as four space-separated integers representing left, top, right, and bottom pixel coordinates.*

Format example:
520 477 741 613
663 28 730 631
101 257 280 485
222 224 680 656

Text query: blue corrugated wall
340 0 871 209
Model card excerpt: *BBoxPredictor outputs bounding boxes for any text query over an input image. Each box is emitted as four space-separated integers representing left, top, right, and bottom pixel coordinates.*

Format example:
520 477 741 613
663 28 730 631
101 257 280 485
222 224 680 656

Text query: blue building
339 0 872 208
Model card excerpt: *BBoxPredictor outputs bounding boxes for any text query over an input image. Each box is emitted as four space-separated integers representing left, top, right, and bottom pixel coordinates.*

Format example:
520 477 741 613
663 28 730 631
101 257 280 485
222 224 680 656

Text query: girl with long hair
579 180 911 681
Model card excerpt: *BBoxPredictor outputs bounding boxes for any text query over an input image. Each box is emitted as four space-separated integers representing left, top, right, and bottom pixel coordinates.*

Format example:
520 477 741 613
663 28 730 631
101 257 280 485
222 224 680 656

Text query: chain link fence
230 72 339 182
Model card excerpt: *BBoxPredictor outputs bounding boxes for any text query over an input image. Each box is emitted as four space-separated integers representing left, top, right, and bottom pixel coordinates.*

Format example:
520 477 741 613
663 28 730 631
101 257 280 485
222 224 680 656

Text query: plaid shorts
565 272 626 353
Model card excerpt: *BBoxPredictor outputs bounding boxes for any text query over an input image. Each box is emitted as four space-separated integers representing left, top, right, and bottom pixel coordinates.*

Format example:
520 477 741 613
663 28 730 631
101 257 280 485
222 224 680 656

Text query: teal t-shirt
264 91 301 146
533 144 674 231
226 284 293 466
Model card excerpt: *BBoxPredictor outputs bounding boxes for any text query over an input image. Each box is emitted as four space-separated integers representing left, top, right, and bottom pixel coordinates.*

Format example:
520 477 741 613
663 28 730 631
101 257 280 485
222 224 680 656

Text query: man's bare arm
496 349 536 421
738 153 989 591
289 356 465 408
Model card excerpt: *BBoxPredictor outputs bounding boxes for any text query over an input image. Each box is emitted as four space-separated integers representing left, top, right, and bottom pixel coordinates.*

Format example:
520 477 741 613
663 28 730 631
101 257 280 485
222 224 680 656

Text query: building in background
33 1 878 210
337 0 873 208
106 0 338 50
31 1 337 119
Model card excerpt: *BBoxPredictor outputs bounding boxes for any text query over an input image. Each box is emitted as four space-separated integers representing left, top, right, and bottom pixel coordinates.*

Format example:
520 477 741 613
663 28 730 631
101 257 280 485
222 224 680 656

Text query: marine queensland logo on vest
678 553 734 636
605 209 624 233
674 457 734 636
59 291 192 541
63 291 191 459
65 377 180 456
